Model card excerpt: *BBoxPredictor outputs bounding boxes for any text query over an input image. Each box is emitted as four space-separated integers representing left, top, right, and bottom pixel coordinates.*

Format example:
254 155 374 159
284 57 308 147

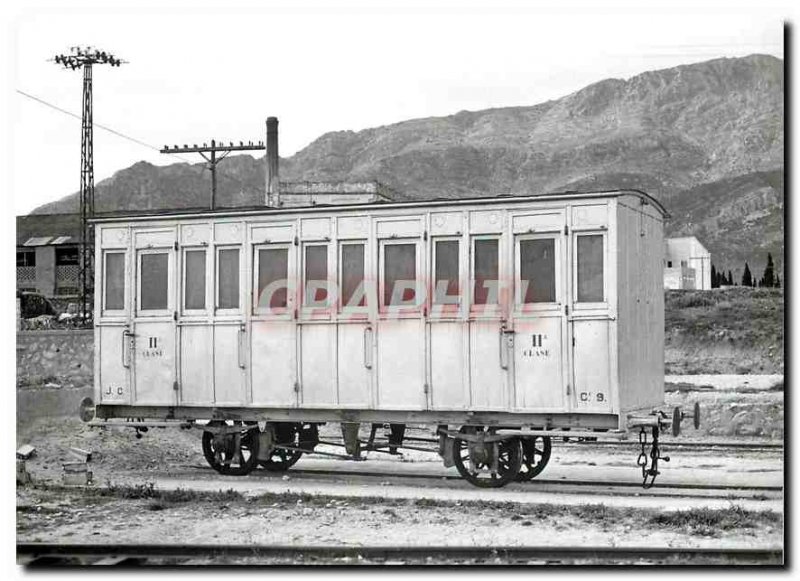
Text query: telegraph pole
52 46 124 320
160 140 265 209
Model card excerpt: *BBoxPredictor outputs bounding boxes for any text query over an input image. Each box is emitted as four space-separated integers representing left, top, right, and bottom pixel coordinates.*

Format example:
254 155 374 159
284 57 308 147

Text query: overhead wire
15 89 260 194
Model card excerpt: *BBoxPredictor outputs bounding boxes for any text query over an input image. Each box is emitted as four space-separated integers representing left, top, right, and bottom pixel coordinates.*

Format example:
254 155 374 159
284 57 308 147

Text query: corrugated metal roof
23 236 53 247
16 213 81 246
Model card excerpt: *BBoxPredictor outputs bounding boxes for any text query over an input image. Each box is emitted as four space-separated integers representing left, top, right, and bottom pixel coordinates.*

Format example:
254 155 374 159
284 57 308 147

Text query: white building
663 236 711 290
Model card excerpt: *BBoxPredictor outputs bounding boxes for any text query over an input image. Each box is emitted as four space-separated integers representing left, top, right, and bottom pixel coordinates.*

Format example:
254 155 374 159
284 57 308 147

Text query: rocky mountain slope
31 54 783 275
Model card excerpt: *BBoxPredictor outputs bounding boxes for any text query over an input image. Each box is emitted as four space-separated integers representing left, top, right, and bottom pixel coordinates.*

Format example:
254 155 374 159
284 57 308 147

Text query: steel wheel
515 435 552 481
201 421 261 476
260 448 304 472
259 422 314 472
451 426 522 488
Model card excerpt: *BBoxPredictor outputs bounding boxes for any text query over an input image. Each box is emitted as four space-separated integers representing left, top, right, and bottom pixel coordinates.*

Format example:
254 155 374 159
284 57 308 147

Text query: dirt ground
16 375 784 552
17 484 782 550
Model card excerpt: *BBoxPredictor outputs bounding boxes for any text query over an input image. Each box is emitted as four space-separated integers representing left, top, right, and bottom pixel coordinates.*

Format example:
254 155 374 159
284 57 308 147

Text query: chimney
266 116 280 206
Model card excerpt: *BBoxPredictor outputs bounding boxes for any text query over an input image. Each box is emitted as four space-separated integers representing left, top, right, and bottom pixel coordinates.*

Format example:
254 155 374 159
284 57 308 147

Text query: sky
5 1 787 215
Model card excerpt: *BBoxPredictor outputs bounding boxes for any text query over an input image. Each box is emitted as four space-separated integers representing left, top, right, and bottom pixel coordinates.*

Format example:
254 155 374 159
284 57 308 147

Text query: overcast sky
7 0 786 215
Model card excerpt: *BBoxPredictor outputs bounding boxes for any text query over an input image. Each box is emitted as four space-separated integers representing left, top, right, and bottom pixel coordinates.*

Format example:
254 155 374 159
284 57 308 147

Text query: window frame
572 231 608 309
301 242 331 310
181 246 208 315
55 245 80 266
338 240 368 313
17 249 36 268
470 235 502 314
102 250 127 315
514 233 561 311
378 238 422 314
214 245 242 315
136 248 173 317
252 243 292 316
431 236 462 314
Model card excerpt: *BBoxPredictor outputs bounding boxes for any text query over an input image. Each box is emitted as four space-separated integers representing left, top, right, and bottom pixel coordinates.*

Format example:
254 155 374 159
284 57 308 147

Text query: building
16 213 81 297
663 236 711 290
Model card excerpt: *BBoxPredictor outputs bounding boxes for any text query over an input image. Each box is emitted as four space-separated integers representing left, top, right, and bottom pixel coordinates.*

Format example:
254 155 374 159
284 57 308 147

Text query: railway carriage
89 188 697 487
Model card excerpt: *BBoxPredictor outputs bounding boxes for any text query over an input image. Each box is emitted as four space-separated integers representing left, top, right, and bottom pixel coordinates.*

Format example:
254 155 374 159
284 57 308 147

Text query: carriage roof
90 189 668 223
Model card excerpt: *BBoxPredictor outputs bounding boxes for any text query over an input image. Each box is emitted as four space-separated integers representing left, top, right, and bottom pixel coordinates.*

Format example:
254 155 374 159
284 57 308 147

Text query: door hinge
423 230 428 241
566 384 571 395
173 311 178 321
173 381 179 392
293 236 299 246
572 336 576 347
174 241 179 251
564 224 569 235
293 381 300 393
423 383 429 394
565 304 569 316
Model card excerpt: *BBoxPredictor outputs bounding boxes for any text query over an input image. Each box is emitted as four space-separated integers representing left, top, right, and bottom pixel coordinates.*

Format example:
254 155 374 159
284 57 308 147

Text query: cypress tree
711 264 718 288
762 253 775 287
742 262 753 287
776 275 781 288
727 270 734 286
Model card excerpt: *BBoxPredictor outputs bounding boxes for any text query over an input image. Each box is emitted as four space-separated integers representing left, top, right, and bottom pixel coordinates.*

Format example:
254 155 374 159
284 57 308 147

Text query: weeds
647 505 782 537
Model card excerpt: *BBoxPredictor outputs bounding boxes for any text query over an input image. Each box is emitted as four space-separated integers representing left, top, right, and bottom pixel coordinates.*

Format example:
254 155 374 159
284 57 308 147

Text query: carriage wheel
451 426 522 488
515 435 552 481
201 421 261 476
260 448 304 472
259 422 312 472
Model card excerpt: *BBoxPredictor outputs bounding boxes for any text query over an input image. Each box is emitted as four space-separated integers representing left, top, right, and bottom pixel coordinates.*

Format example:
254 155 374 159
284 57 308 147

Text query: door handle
499 327 513 369
121 329 134 368
237 324 246 369
363 327 373 369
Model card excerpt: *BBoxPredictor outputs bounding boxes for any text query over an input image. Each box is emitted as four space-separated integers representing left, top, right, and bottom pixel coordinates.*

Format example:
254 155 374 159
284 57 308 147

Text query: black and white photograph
7 0 788 568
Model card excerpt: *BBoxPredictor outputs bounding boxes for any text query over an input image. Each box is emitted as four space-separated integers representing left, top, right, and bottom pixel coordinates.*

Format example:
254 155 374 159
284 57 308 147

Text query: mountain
31 54 783 275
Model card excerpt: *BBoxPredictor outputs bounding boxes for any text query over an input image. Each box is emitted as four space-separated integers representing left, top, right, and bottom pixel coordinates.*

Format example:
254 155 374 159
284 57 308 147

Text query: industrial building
663 236 711 290
16 213 82 297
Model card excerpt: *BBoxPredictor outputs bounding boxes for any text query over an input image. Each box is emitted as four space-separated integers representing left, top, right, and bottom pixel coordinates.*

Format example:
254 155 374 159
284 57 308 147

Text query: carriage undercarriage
86 400 699 489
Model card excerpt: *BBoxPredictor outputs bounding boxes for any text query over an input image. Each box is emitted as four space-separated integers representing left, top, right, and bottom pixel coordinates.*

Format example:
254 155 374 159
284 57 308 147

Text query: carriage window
383 243 416 306
434 240 460 304
341 243 365 308
520 239 555 303
184 249 206 310
577 235 604 302
257 247 288 309
304 245 328 306
104 252 125 310
473 238 499 305
140 253 169 311
217 248 239 309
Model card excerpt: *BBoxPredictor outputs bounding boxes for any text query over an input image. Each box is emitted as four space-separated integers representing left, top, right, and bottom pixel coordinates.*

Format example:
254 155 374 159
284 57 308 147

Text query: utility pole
52 46 124 321
160 140 265 209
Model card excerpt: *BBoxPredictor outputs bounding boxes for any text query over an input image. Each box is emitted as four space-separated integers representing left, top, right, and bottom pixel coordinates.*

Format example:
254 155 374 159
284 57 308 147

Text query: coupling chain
636 425 669 488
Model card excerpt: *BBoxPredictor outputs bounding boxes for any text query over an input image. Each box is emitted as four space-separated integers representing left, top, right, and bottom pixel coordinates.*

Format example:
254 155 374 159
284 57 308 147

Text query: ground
16 376 783 553
665 288 783 374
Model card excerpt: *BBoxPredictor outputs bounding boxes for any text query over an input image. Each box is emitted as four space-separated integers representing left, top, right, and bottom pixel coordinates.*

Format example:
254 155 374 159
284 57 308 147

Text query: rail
17 543 783 566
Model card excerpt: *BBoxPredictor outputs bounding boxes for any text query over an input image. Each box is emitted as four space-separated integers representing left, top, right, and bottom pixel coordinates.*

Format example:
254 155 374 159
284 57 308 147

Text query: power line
15 89 257 191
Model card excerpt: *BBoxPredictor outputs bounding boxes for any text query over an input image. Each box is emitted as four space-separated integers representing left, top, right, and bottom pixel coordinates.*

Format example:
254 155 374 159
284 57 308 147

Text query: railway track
181 463 782 496
557 440 783 451
17 543 783 566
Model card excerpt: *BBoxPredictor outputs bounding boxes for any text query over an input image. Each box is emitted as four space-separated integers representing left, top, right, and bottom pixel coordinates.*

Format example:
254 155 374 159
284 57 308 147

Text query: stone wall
17 330 93 423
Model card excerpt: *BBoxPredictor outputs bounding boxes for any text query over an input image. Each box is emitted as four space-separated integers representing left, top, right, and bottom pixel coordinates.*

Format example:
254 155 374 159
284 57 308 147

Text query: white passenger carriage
91 187 696 487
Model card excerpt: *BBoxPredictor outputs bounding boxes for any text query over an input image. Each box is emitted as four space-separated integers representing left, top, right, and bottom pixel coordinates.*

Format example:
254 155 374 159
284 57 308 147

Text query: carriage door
132 232 177 406
250 232 297 407
376 227 426 410
97 245 132 406
468 235 509 410
512 227 568 411
570 230 612 413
